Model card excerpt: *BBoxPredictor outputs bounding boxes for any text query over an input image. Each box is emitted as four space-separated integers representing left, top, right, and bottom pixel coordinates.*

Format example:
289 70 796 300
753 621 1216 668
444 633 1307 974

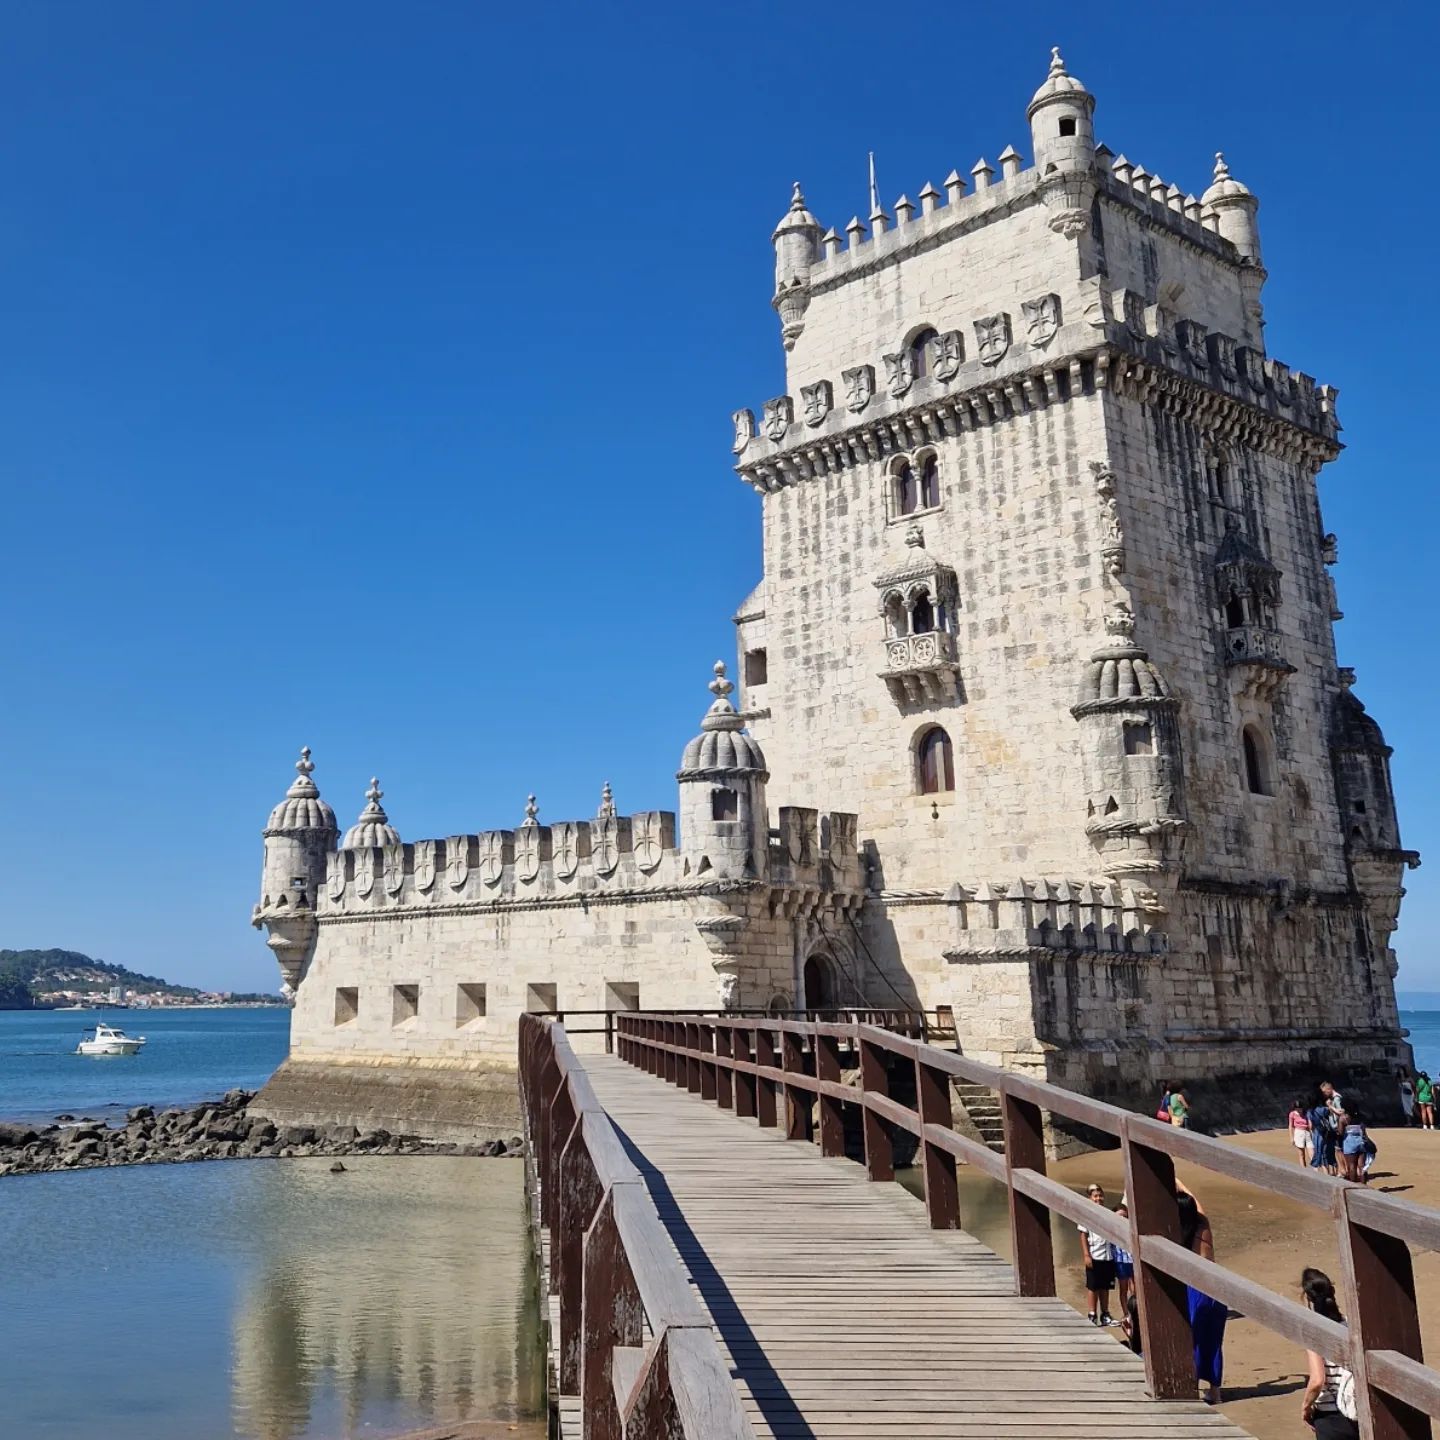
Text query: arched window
911 591 935 634
919 454 940 508
917 726 955 794
1225 589 1247 628
895 461 918 516
1242 725 1272 795
884 594 907 639
909 327 938 380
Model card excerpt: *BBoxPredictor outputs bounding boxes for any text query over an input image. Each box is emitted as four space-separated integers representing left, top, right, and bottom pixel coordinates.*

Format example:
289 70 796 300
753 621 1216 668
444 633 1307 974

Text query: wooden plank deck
573 1054 1253 1440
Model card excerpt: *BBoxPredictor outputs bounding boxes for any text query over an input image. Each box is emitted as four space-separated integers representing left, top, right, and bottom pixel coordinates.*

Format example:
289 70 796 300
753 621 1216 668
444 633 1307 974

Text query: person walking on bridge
1299 1268 1359 1438
1177 1190 1226 1405
1078 1183 1117 1327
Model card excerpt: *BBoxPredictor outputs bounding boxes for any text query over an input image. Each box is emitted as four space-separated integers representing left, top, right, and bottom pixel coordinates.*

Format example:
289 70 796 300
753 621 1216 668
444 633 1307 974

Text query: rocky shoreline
0 1089 525 1177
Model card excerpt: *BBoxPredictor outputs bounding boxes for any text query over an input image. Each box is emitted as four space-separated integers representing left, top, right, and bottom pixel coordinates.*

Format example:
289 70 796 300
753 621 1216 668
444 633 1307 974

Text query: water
0 1156 545 1438
1404 1010 1440 1077
0 1008 291 1123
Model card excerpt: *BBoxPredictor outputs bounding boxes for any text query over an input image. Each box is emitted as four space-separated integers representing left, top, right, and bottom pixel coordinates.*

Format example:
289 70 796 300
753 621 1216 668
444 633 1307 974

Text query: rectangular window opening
711 787 738 821
604 981 641 1013
456 982 487 1028
744 647 768 686
392 983 419 1027
526 982 558 1014
1123 722 1154 756
1059 117 1077 137
334 986 359 1027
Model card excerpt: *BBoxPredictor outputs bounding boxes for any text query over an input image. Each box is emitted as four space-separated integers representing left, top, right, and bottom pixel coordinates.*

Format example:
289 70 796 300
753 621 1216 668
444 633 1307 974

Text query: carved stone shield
383 843 406 896
554 822 581 880
414 839 437 892
448 835 471 890
593 816 619 876
883 351 914 398
516 825 540 883
933 331 963 382
842 364 875 413
974 313 1012 366
1175 318 1208 369
800 380 832 428
1022 294 1061 348
828 812 856 865
731 408 754 454
633 813 664 871
354 848 376 898
328 851 346 901
477 831 505 885
762 396 793 443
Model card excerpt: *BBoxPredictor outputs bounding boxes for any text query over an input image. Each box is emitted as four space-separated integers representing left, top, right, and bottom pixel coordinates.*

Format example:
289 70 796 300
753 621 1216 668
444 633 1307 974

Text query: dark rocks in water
323 1123 359 1146
330 1160 346 1173
54 1113 75 1123
278 1124 316 1146
0 1122 39 1148
355 1129 392 1151
126 1105 155 1124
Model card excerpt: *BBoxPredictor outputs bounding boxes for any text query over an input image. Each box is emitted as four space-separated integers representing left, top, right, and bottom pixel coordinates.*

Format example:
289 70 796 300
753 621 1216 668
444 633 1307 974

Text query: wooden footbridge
519 1012 1440 1440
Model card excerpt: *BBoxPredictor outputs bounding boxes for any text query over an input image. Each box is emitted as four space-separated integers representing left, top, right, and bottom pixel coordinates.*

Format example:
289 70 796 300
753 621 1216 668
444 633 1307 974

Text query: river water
0 1008 544 1438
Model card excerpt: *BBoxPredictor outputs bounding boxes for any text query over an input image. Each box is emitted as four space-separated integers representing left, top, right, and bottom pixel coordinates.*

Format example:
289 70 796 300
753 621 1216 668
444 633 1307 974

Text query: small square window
456 983 487 1028
1059 117 1077 137
1123 722 1154 756
744 647 768 686
711 787 738 821
605 981 640 1013
392 983 419 1026
334 986 359 1027
526 982 557 1014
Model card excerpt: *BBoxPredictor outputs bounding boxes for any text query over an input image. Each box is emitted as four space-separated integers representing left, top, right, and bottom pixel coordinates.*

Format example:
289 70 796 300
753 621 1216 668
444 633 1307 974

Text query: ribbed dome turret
772 181 820 240
341 778 401 849
1201 151 1253 206
1331 671 1390 754
677 662 769 779
1027 46 1092 116
265 748 338 835
1073 605 1175 713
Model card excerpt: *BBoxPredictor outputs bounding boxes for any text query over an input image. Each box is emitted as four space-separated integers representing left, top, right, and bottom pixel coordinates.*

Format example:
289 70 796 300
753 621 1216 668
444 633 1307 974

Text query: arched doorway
803 953 836 1012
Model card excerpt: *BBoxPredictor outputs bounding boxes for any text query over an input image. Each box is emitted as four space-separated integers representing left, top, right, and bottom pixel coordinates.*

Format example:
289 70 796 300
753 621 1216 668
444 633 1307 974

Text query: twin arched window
894 454 940 516
917 726 955 794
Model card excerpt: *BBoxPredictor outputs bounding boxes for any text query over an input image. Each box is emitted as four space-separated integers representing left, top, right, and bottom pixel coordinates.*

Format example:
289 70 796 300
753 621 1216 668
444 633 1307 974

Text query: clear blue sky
3 3 1436 993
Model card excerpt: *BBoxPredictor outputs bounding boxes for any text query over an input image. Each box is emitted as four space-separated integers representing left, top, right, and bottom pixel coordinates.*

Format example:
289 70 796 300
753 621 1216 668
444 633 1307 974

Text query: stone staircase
952 1081 1005 1153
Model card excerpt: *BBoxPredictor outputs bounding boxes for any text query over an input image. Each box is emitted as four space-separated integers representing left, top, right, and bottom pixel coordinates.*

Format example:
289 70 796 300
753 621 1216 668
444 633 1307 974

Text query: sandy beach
1045 1125 1440 1440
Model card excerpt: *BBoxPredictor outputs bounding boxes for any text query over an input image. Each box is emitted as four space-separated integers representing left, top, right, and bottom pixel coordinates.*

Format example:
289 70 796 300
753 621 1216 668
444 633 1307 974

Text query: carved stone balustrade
1223 623 1293 698
879 630 961 704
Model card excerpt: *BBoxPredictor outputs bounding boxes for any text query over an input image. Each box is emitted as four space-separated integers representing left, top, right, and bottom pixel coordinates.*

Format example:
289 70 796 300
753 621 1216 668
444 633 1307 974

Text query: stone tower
729 48 1416 1105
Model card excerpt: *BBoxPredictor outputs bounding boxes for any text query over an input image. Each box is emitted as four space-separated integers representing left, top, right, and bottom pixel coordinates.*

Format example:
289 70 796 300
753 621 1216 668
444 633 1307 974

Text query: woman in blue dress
1307 1087 1338 1176
1178 1190 1226 1405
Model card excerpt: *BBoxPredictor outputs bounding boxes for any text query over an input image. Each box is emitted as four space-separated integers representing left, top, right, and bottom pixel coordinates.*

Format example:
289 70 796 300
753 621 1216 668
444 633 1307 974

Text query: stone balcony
1223 624 1293 697
879 630 962 704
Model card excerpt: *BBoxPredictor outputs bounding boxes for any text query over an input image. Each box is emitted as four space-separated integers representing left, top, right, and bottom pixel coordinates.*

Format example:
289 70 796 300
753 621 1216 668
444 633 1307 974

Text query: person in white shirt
1077 1182 1118 1326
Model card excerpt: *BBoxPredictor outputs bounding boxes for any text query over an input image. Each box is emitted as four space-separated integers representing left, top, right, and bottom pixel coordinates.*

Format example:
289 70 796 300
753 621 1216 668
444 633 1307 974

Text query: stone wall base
252 1056 523 1144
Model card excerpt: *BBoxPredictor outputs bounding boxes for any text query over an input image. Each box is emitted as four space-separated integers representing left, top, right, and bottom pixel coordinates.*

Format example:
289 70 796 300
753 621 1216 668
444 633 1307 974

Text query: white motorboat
75 1022 147 1057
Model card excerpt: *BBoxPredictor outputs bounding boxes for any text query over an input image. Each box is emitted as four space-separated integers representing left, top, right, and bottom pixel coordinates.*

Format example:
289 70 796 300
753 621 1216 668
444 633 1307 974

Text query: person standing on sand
1112 1200 1135 1318
1157 1084 1173 1122
1169 1086 1191 1128
1176 1190 1225 1404
1078 1183 1118 1326
1288 1099 1313 1167
1417 1071 1435 1130
1299 1268 1359 1438
1399 1067 1416 1127
1308 1087 1338 1176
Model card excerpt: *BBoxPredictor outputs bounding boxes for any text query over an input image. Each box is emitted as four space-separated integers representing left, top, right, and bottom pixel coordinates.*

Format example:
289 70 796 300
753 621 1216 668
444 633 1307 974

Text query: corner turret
1027 46 1095 175
677 661 769 880
1202 152 1261 264
341 778 401 849
772 182 822 352
252 747 338 997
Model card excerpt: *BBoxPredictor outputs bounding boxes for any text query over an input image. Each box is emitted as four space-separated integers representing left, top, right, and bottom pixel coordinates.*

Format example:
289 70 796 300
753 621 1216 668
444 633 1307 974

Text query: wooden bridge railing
615 1011 1438 1440
518 1013 754 1440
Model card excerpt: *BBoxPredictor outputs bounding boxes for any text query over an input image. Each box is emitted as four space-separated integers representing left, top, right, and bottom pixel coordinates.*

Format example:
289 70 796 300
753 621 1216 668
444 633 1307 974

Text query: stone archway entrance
803 953 836 1011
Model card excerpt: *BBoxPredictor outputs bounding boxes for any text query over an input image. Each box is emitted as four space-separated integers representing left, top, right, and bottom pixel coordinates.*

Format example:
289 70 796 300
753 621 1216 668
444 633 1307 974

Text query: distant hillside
0 948 279 1008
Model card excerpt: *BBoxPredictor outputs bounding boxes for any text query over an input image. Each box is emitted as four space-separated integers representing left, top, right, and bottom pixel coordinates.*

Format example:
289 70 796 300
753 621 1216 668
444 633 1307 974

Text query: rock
355 1129 391 1150
0 1122 39 1148
221 1089 253 1110
278 1124 316 1147
126 1105 155 1123
205 1120 248 1143
330 1160 346 1174
72 1139 103 1161
54 1113 75 1123
323 1124 358 1146
247 1118 277 1143
63 1125 103 1148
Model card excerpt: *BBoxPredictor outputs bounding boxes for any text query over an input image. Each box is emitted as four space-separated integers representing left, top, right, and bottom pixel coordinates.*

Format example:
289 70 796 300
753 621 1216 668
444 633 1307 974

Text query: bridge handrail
614 1011 1438 1440
518 1012 755 1440
529 1005 940 1050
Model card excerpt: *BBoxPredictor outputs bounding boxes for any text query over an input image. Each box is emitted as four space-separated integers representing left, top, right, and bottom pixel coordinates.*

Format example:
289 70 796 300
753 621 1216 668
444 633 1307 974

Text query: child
1113 1200 1135 1318
1078 1183 1117 1326
1288 1099 1313 1167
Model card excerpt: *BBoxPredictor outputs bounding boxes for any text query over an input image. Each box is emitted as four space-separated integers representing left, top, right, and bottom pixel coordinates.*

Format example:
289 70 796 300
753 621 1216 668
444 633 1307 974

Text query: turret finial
1049 45 1066 77
296 746 315 777
524 794 539 825
1213 151 1230 182
598 781 616 819
790 180 805 211
709 660 735 701
365 777 382 806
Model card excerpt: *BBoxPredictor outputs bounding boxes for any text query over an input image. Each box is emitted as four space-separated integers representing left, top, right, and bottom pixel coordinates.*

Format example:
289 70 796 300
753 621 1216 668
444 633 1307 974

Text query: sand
1046 1125 1440 1439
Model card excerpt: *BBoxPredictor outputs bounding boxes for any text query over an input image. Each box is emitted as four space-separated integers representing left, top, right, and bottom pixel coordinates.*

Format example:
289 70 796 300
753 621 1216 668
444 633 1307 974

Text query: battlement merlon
765 49 1271 379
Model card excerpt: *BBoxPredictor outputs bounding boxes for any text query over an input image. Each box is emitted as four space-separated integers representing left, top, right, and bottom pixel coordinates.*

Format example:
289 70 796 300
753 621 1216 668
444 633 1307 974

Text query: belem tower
252 51 1417 1140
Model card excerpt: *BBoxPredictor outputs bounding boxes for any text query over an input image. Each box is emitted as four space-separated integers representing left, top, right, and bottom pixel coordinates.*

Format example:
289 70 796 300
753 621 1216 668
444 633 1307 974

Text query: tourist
1177 1190 1225 1405
1321 1080 1343 1117
1417 1071 1435 1130
1078 1183 1117 1326
1399 1067 1416 1127
1157 1084 1173 1122
1288 1098 1313 1167
1307 1087 1338 1177
1169 1086 1191 1129
1112 1199 1135 1318
1299 1268 1359 1437
1338 1104 1369 1185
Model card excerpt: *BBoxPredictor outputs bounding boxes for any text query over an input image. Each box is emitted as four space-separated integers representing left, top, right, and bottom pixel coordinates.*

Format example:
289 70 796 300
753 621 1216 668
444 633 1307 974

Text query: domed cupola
1071 604 1187 879
771 182 822 352
1202 152 1262 265
677 662 770 881
341 778 402 850
1027 46 1096 182
253 747 339 999
1329 668 1408 857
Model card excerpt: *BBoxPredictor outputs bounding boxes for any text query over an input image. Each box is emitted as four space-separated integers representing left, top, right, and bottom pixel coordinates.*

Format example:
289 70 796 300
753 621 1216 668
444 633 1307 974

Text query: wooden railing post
782 1025 812 1142
858 1031 893 1181
734 1026 757 1119
580 1186 644 1440
755 1028 778 1128
685 1021 702 1095
556 1116 603 1393
546 1076 578 1268
816 1027 844 1158
537 1053 562 1226
1339 1189 1432 1440
714 1024 734 1110
665 1021 680 1086
1001 1083 1055 1297
915 1053 958 1228
1121 1117 1193 1401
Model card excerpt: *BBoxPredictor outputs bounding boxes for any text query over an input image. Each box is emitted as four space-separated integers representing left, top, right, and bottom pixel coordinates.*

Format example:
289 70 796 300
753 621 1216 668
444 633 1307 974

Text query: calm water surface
0 1155 544 1438
0 1007 291 1123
